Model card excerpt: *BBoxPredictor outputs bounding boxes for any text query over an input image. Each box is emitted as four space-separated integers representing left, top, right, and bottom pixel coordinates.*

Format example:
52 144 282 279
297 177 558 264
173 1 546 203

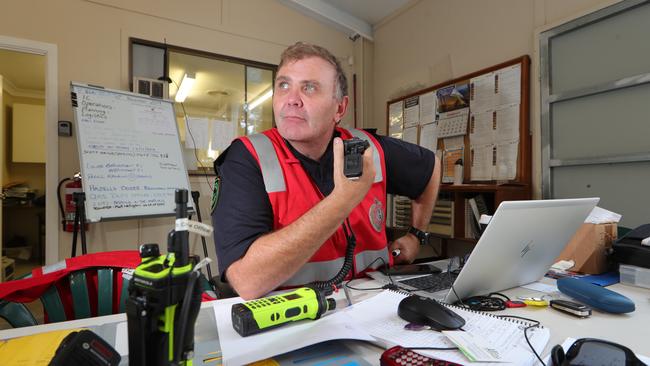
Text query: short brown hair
278 42 348 100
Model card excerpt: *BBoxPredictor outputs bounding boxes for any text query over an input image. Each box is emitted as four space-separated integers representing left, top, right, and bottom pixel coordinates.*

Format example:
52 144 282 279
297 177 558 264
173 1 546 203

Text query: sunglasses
552 338 646 366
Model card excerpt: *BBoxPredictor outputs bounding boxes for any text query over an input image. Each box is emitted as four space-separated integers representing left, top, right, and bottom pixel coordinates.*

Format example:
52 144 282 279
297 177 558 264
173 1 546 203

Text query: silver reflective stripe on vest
355 248 389 271
349 129 383 183
247 134 286 193
282 258 345 287
281 248 388 287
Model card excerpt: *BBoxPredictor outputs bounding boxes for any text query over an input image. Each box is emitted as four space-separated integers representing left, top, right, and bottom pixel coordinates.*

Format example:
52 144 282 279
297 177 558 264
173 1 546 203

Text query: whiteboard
71 82 193 222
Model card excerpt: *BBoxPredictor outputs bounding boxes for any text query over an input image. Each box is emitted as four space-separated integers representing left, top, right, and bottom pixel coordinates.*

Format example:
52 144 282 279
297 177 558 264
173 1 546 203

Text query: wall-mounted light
246 88 273 111
175 73 196 103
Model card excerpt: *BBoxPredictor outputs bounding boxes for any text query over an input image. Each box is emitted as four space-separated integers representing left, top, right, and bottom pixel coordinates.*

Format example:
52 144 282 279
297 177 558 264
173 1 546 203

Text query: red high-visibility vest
239 127 390 286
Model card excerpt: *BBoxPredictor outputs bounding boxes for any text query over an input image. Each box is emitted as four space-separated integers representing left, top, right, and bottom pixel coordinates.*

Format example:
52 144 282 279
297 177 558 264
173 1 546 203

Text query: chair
0 299 38 328
0 251 141 328
38 267 132 323
0 251 220 328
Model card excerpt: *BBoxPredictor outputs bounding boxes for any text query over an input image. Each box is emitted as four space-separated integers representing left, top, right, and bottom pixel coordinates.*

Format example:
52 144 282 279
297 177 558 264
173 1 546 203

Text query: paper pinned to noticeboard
442 147 464 183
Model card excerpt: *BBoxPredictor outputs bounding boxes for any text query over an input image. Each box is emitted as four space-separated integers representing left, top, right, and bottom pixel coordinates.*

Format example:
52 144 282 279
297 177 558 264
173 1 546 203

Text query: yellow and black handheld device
231 286 336 337
126 189 203 365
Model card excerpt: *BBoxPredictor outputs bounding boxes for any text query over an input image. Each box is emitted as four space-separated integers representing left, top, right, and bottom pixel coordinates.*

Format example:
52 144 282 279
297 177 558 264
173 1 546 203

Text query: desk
1 277 649 365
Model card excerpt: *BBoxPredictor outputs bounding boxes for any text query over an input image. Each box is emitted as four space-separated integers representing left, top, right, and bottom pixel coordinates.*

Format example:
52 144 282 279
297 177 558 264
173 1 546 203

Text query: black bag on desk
612 224 650 269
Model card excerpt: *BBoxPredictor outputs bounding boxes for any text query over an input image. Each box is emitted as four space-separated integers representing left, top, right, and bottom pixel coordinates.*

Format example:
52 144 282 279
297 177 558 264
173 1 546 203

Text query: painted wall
370 0 620 198
0 0 358 264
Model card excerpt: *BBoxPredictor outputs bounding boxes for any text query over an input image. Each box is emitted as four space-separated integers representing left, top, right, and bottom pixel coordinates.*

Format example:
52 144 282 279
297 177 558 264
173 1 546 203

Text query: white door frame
0 35 58 265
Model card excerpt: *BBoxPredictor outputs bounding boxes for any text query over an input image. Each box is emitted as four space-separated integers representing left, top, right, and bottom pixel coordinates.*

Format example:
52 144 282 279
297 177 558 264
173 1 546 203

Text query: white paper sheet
586 206 622 224
494 140 519 180
185 116 210 149
521 281 558 293
402 126 418 144
469 110 495 147
470 72 496 113
419 122 438 151
213 297 374 365
210 119 234 152
494 103 520 143
495 64 521 106
419 91 437 124
114 321 129 356
403 95 420 128
471 144 494 181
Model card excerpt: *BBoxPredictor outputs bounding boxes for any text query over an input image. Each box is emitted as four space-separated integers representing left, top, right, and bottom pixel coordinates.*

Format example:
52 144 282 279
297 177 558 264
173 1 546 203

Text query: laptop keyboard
398 271 459 293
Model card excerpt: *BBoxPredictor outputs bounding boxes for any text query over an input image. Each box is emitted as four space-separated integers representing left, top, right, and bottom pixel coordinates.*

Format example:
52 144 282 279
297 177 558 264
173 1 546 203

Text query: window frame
129 38 277 175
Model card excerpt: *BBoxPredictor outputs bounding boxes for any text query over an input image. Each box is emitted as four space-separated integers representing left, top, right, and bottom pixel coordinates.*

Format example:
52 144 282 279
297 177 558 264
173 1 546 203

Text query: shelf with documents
440 183 530 241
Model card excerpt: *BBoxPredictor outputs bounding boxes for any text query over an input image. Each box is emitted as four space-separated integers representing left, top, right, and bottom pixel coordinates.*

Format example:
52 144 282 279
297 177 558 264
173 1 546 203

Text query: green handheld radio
230 217 360 338
231 286 336 337
126 189 203 365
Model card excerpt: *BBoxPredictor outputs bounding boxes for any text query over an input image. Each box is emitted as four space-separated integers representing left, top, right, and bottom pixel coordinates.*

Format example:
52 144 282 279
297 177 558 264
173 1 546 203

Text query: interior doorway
0 49 46 278
0 36 58 281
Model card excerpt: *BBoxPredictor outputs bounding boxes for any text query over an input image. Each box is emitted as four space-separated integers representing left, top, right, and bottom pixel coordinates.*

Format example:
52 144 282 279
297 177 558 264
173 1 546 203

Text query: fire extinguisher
57 172 86 232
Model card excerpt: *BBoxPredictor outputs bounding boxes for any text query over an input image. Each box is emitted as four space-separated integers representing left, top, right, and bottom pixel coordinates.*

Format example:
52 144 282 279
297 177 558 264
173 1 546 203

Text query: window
130 39 276 174
539 0 650 228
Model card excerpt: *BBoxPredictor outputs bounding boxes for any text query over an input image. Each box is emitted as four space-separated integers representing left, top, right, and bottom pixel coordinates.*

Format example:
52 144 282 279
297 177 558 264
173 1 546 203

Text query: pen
392 249 401 257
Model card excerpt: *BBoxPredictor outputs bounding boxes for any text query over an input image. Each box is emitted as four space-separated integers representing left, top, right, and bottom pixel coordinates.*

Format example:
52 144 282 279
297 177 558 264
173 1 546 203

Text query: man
212 42 440 299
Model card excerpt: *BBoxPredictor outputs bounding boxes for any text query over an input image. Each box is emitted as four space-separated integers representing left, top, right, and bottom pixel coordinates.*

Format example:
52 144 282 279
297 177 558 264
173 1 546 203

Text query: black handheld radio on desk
126 189 203 365
231 137 370 337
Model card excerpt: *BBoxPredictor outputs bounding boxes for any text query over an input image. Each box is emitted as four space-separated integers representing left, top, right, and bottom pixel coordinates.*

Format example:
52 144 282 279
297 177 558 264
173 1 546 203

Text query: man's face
273 56 346 146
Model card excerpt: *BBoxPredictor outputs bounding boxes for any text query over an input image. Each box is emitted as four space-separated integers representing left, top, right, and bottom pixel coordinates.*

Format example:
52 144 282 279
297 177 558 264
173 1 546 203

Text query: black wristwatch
408 226 431 246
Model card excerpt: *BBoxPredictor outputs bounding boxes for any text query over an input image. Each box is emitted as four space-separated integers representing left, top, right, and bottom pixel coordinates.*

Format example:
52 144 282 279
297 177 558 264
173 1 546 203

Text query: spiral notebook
344 289 549 365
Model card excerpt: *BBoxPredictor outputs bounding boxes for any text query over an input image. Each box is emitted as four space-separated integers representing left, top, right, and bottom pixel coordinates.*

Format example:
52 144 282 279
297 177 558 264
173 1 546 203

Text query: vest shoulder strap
246 133 286 193
348 129 383 183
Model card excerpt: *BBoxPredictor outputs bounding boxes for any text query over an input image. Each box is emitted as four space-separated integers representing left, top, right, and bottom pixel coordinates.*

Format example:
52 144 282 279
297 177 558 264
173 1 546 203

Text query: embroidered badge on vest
369 197 384 232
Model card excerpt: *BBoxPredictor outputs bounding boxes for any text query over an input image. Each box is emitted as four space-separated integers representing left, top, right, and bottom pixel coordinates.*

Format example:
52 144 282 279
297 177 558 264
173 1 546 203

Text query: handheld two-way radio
232 217 359 337
343 137 370 179
126 189 203 365
231 285 336 337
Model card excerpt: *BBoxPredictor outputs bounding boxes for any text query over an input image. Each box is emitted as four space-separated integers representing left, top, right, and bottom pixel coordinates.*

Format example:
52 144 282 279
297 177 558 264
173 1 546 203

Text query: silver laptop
370 198 599 303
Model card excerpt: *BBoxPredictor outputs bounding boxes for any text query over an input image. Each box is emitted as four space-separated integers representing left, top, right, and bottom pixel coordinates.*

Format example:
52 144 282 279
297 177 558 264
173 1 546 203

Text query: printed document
403 95 420 128
419 91 438 124
213 296 374 365
185 117 210 149
345 290 550 365
419 122 439 152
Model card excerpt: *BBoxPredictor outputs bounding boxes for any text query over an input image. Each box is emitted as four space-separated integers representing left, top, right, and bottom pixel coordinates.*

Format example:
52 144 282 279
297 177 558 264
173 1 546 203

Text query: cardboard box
556 223 617 274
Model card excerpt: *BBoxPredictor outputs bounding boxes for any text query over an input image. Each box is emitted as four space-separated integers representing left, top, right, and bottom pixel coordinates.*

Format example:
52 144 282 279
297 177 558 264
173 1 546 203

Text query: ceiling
279 0 414 40
322 0 413 25
0 49 45 92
